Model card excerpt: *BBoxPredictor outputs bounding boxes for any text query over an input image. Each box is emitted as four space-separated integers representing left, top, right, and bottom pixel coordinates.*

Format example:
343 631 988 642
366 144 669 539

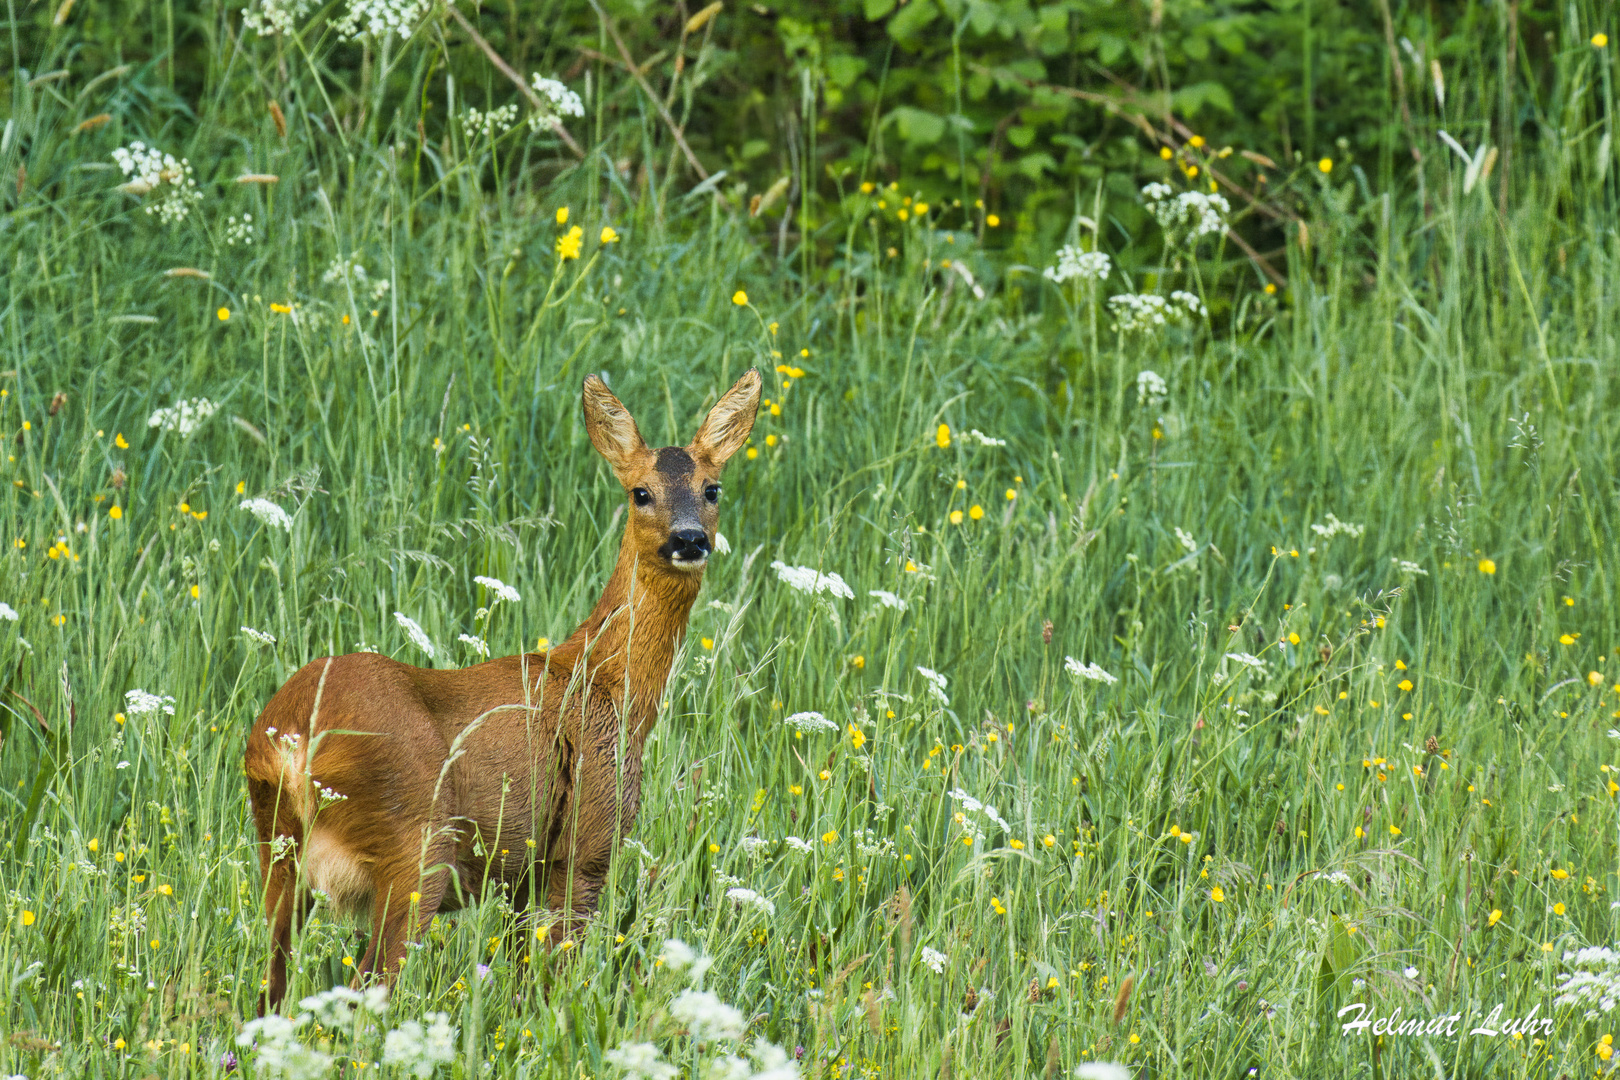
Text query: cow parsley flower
1142 183 1230 240
1064 657 1118 685
382 1012 457 1078
112 142 202 225
457 634 489 658
528 74 586 132
0 603 17 622
783 836 814 854
242 626 277 647
1136 369 1168 406
240 497 293 532
1044 245 1112 284
784 711 838 733
868 590 907 612
473 575 521 604
333 0 431 40
1174 527 1198 554
770 561 853 599
605 1042 677 1080
921 946 948 973
671 989 746 1041
966 429 1007 446
1310 513 1366 539
1556 945 1620 1016
394 612 435 660
462 104 518 140
948 787 1011 833
1224 652 1267 671
916 666 950 706
125 689 177 717
148 398 218 436
1171 289 1207 318
241 0 312 36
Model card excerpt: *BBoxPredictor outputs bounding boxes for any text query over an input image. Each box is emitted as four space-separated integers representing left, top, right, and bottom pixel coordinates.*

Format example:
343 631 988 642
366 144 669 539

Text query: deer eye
704 484 721 504
632 487 653 507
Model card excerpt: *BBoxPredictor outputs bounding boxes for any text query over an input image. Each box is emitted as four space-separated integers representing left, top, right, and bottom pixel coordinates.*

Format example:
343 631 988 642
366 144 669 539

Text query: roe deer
245 369 761 1009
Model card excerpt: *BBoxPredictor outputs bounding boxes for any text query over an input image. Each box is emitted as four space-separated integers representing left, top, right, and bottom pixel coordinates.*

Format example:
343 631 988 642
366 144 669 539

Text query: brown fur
245 370 760 1010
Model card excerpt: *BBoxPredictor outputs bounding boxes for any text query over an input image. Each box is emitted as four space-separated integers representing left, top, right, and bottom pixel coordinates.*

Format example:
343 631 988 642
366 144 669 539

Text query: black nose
670 529 710 559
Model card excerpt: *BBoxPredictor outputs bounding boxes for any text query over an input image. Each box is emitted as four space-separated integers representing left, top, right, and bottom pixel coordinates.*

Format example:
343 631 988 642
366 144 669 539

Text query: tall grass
0 2 1618 1077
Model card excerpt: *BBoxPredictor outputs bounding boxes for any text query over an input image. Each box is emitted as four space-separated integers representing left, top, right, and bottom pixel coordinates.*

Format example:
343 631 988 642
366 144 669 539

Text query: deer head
582 369 761 574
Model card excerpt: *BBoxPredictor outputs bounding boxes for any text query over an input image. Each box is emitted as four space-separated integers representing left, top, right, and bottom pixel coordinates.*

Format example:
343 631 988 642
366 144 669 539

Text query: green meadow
2 0 1619 1076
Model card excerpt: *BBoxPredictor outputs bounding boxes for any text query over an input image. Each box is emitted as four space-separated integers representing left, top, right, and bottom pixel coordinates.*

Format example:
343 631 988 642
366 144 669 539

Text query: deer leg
357 834 457 984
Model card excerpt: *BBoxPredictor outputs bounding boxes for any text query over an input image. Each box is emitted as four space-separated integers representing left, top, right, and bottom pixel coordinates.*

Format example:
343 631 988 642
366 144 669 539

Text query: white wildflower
661 938 697 971
737 836 771 857
726 888 776 916
1064 657 1118 685
528 74 586 132
1109 293 1171 334
1075 1064 1131 1080
782 836 814 854
334 0 431 40
111 142 202 225
947 787 1011 833
915 666 950 706
966 429 1007 446
241 626 277 647
1403 966 1419 979
239 497 293 532
1391 557 1428 576
237 1013 334 1078
1171 289 1206 318
473 575 521 604
749 1042 801 1080
1044 245 1112 284
784 711 838 734
393 612 435 660
1174 527 1198 554
298 984 388 1027
1310 513 1366 539
770 561 854 599
125 689 176 717
1142 183 1230 240
921 946 947 974
382 1012 457 1078
868 590 908 612
457 634 489 658
147 398 218 436
706 1054 754 1080
462 104 518 140
241 0 312 36
1136 369 1168 406
606 1042 677 1080
1224 652 1266 671
1556 945 1620 1015
0 603 16 622
714 532 731 555
671 989 747 1041
225 214 256 246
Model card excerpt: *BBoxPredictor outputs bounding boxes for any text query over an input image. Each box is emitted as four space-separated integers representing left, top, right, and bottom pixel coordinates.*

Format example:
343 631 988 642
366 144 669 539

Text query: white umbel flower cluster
1556 945 1620 1016
125 689 177 716
1064 657 1118 685
770 561 853 599
1310 512 1366 539
1043 244 1111 284
463 104 518 140
241 0 312 36
915 666 950 706
323 256 392 301
381 1011 457 1077
1142 182 1230 240
334 0 431 40
783 711 838 734
1109 291 1204 334
1136 369 1168 406
148 397 218 436
111 142 202 225
529 74 586 131
394 611 435 660
240 497 293 532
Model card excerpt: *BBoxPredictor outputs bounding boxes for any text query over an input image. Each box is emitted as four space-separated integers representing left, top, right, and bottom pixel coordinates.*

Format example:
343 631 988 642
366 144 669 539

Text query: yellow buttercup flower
732 290 748 306
1318 158 1333 174
600 226 620 244
217 307 230 322
1478 558 1496 574
556 206 569 225
1210 887 1224 903
936 424 951 449
1594 33 1609 48
556 226 584 260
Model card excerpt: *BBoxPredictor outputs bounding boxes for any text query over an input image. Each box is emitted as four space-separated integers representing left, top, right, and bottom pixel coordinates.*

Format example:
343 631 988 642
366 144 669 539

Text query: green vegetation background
1 0 1618 1077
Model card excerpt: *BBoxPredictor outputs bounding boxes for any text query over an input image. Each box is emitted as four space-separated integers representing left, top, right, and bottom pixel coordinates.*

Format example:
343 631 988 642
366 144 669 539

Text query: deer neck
559 536 702 741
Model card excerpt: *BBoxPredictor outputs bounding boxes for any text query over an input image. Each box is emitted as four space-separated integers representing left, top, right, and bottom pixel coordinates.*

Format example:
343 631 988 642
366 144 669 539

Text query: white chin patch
670 554 708 572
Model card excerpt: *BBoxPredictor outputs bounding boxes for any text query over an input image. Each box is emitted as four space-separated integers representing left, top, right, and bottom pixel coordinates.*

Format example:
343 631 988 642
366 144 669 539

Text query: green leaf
887 106 947 146
826 54 867 88
1015 151 1057 179
1007 125 1036 149
863 0 896 20
1171 80 1235 117
887 0 939 41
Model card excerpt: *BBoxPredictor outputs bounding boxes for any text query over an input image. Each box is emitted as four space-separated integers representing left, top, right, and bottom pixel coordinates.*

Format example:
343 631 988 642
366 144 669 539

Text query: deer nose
669 529 710 560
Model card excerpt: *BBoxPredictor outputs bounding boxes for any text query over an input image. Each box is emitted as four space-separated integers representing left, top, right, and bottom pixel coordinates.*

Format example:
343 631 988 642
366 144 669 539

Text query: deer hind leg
250 777 308 1013
356 822 460 985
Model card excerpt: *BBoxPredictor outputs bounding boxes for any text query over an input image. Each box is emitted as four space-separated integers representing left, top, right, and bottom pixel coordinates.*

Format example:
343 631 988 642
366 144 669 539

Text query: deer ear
691 369 761 466
582 375 649 484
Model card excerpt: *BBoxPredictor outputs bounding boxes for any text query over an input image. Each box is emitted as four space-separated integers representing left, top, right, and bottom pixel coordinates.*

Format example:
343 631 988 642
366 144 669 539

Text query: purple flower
475 963 491 980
